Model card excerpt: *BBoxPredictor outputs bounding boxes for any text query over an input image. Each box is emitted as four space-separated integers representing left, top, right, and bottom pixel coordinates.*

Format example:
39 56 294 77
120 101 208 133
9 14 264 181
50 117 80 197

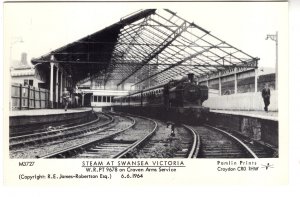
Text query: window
107 96 111 103
94 96 97 102
24 79 29 86
103 96 107 102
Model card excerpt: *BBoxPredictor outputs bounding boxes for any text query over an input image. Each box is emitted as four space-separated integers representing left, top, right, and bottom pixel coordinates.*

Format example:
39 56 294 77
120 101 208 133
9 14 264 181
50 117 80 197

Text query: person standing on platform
62 88 70 111
262 83 271 112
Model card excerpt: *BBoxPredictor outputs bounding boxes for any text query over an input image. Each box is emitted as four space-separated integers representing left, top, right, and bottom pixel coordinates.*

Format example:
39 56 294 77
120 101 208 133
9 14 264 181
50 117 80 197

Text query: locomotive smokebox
188 73 194 83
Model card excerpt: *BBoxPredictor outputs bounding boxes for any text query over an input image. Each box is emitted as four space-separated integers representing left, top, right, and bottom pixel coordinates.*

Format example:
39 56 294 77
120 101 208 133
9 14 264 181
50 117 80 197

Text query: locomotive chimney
188 73 194 83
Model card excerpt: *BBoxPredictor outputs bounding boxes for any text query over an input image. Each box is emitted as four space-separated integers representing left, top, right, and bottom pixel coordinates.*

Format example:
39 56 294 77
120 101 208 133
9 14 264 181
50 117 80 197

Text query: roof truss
32 9 258 89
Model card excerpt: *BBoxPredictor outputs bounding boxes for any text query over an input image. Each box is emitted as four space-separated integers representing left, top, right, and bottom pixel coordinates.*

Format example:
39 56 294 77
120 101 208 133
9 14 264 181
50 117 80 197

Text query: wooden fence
11 83 49 110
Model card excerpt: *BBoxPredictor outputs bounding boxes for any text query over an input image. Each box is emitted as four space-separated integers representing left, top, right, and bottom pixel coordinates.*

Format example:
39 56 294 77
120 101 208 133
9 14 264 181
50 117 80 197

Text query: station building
75 79 130 109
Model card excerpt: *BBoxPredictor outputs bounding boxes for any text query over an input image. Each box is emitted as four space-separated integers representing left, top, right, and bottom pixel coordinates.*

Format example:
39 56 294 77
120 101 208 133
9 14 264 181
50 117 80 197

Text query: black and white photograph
3 0 289 186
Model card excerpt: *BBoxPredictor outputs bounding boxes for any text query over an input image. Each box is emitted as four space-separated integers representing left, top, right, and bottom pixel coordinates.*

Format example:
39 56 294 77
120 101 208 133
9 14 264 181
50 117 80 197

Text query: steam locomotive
113 74 209 125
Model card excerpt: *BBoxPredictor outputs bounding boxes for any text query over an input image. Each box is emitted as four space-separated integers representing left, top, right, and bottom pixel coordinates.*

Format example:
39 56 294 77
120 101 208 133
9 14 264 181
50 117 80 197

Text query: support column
60 71 63 103
234 68 238 94
219 72 222 96
206 79 209 87
55 67 59 108
64 75 66 89
50 55 54 108
82 93 85 107
254 68 258 92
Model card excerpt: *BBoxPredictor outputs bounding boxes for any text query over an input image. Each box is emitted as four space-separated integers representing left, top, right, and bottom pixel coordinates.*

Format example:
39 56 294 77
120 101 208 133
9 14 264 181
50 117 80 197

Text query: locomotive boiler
167 73 208 107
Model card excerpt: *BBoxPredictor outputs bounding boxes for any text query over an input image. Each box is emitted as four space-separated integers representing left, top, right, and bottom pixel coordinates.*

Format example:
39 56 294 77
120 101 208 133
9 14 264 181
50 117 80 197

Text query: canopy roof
32 9 259 88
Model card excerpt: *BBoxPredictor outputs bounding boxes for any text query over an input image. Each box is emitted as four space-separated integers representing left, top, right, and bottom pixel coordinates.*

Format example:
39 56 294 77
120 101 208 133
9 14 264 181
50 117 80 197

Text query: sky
4 2 288 73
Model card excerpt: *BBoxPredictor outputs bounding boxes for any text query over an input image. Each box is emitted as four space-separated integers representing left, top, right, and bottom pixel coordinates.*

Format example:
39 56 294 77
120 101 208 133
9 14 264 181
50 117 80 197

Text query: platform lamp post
266 31 278 90
9 37 24 111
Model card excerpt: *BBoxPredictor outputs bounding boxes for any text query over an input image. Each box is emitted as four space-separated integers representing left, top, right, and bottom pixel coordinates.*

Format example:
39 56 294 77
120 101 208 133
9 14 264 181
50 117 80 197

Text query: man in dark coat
262 83 271 112
62 88 70 111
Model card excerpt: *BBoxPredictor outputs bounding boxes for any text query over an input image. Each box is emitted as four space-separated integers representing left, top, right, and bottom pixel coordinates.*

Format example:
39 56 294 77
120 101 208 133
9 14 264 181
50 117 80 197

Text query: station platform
208 109 278 148
9 107 95 135
210 109 278 121
10 107 92 117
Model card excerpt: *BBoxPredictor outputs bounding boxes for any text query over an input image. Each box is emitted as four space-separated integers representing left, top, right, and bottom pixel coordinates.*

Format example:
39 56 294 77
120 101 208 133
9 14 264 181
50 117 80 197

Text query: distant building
10 52 47 88
76 77 130 108
198 67 275 96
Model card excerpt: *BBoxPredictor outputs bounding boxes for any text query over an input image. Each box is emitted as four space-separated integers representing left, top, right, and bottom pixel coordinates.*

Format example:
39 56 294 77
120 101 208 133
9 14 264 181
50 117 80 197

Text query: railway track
39 115 157 159
10 114 134 158
9 110 100 137
188 125 254 158
9 116 97 138
139 124 199 158
10 109 274 159
188 124 275 158
182 125 200 158
204 125 277 158
9 113 113 150
126 118 199 158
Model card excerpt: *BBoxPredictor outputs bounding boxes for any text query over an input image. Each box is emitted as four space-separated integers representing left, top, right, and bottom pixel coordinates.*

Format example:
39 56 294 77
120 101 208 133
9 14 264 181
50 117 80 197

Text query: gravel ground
9 115 133 158
133 120 193 158
113 116 155 141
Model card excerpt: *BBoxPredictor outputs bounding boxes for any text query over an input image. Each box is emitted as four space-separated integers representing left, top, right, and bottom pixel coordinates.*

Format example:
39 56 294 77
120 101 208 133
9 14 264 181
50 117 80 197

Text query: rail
10 112 114 149
182 124 200 158
204 124 258 158
39 115 136 158
10 112 108 141
114 115 158 158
